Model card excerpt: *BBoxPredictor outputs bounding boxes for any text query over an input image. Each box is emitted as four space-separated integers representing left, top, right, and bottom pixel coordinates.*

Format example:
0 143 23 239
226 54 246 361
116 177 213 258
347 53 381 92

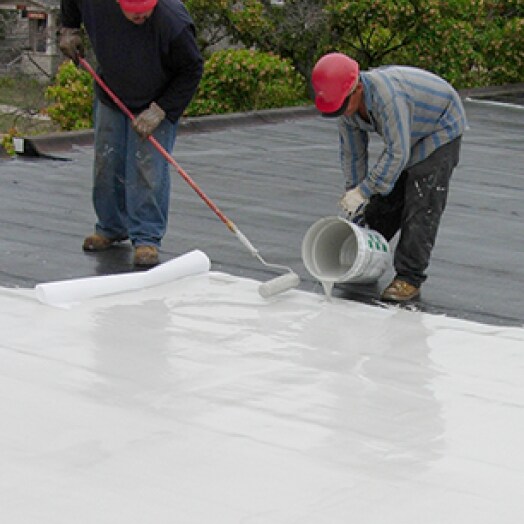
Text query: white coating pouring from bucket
301 216 392 297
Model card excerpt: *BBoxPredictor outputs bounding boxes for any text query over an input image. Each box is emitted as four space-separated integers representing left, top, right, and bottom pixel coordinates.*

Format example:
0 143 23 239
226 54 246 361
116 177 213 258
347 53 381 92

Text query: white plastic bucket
301 216 392 287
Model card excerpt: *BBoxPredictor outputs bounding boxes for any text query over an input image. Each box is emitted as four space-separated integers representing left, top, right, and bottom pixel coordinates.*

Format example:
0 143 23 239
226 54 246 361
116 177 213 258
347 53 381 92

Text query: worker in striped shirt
312 53 466 302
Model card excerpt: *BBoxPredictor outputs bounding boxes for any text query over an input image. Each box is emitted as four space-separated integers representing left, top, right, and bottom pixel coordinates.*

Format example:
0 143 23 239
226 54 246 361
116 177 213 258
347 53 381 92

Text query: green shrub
0 77 15 89
478 17 524 86
185 0 523 90
390 0 523 88
44 61 94 130
44 51 308 128
182 0 231 55
1 127 19 156
185 49 309 116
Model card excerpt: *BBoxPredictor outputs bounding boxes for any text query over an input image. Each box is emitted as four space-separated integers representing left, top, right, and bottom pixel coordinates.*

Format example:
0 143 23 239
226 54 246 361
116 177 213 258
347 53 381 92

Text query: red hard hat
312 53 360 114
119 0 158 13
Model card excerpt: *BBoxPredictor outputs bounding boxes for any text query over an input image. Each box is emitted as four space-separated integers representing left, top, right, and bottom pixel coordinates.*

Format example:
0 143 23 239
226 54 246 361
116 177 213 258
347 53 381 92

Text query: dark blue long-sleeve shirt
60 0 203 122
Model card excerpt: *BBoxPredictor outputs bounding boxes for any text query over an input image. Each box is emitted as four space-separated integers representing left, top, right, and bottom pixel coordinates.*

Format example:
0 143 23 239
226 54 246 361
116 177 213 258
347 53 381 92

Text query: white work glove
132 102 166 138
338 187 368 222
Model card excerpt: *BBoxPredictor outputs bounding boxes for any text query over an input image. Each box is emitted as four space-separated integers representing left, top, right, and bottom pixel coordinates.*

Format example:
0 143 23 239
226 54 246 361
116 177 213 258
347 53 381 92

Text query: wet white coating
1 268 523 523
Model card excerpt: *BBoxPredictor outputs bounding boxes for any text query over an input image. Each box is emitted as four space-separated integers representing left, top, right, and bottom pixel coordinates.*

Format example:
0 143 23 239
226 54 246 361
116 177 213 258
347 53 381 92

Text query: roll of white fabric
35 250 211 307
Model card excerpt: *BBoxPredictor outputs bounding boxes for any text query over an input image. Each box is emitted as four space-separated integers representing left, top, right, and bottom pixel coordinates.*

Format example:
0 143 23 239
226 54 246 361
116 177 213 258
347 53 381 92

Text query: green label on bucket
368 234 387 252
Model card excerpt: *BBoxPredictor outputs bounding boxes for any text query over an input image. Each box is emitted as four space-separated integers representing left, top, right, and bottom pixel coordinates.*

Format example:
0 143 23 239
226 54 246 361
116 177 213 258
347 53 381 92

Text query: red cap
119 0 158 13
312 53 360 115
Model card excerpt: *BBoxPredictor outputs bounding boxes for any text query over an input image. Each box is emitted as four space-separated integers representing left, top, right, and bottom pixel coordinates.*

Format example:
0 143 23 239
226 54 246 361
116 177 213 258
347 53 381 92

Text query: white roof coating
2 255 523 523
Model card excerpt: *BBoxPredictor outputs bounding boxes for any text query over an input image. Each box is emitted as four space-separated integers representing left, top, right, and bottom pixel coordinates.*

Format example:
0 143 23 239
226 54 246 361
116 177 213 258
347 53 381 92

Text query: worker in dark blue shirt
312 53 466 302
59 0 203 266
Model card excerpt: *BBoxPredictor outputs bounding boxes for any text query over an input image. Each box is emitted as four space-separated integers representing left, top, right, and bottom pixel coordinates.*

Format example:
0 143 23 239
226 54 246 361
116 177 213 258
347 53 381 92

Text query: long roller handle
79 59 300 298
79 58 241 236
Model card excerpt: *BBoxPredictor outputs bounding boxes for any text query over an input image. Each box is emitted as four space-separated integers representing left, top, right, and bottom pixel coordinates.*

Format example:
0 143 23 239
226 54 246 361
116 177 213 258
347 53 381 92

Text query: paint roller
79 58 300 298
234 228 300 298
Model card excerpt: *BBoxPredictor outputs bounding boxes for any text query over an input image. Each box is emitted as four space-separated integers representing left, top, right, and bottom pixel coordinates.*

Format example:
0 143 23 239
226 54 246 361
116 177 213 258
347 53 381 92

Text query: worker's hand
339 187 368 221
58 28 84 65
132 102 166 139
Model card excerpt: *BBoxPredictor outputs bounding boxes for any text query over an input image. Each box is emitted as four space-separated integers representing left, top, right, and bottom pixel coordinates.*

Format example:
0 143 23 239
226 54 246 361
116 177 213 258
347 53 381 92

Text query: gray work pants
364 136 462 288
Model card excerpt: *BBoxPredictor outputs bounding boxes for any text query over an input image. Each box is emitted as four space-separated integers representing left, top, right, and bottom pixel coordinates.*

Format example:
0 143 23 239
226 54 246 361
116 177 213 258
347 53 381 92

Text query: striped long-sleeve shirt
338 66 467 197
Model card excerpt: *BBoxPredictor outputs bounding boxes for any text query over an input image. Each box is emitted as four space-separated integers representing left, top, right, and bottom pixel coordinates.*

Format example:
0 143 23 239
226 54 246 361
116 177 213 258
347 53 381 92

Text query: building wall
0 7 60 79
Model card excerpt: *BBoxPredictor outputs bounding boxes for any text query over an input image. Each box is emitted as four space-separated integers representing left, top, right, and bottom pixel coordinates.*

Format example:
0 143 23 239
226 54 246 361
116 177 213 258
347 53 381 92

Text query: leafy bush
43 51 307 129
326 0 427 69
185 49 309 116
44 61 94 130
186 0 329 85
1 127 19 156
390 0 523 88
477 16 524 86
182 0 231 54
185 0 523 90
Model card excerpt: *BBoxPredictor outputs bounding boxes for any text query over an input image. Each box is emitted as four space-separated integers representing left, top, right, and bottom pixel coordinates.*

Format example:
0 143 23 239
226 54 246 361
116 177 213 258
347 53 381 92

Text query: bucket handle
337 211 368 228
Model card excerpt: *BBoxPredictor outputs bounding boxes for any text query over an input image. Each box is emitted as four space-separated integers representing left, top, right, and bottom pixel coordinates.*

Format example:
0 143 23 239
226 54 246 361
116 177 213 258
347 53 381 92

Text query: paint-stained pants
364 137 462 288
93 99 178 247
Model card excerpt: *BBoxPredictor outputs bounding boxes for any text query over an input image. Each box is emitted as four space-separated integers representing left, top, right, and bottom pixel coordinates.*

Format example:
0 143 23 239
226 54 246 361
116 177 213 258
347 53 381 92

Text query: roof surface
2 266 524 523
0 92 523 327
1 90 524 523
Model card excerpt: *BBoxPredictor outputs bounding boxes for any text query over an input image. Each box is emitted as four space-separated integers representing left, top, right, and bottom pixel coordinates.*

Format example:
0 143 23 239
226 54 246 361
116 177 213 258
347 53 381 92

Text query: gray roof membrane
0 89 523 327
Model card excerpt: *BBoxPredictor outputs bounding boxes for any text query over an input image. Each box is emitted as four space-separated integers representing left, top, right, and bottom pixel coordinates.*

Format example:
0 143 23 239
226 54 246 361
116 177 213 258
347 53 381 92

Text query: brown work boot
134 245 159 267
381 278 420 302
83 233 128 252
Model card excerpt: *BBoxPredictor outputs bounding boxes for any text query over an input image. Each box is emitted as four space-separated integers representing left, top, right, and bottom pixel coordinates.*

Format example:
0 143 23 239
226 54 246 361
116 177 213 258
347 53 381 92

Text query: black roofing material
0 90 522 327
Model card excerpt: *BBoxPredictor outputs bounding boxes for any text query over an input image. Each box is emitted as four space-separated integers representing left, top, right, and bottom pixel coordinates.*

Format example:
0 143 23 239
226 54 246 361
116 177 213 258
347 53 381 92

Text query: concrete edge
7 105 317 158
6 82 524 158
459 82 524 99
